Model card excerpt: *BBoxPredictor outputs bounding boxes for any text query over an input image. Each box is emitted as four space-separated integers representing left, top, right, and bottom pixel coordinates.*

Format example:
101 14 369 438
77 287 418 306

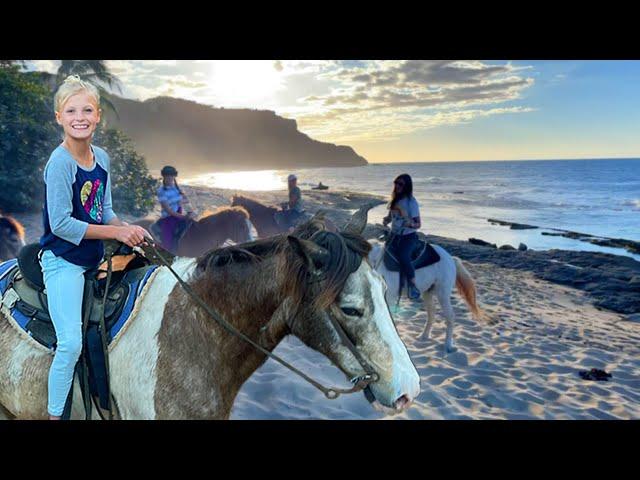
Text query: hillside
102 95 368 174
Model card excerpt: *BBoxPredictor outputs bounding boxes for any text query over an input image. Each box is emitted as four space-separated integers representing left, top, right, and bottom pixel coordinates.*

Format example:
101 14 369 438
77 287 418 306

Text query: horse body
135 206 254 257
230 195 282 238
0 212 420 419
368 240 483 353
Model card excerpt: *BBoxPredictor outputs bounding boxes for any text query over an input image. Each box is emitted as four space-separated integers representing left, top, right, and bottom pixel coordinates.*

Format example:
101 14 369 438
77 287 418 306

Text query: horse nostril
394 394 412 410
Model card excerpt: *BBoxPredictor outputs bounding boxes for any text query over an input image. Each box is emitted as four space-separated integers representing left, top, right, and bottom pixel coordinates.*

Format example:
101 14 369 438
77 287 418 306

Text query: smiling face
55 92 101 142
293 260 421 414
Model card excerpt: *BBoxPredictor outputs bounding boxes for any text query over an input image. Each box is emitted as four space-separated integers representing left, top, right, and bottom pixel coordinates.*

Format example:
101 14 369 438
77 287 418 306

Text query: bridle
147 241 379 400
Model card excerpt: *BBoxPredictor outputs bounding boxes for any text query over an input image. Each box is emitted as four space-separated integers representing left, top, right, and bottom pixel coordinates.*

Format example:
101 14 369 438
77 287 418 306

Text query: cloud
287 60 536 142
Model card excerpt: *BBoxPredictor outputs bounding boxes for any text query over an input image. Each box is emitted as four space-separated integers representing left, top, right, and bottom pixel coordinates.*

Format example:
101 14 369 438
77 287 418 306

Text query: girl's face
55 92 101 142
163 175 176 186
394 179 405 194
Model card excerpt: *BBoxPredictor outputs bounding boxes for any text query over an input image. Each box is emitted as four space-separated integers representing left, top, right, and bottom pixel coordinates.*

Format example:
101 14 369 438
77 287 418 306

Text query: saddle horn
341 203 375 235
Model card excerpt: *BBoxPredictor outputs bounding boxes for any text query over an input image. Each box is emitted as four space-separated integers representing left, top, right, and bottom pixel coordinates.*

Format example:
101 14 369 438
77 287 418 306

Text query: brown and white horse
0 215 26 262
0 211 420 419
135 206 254 257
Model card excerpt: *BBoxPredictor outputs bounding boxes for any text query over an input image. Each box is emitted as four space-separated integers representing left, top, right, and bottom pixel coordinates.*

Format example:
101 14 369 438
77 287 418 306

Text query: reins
146 240 379 400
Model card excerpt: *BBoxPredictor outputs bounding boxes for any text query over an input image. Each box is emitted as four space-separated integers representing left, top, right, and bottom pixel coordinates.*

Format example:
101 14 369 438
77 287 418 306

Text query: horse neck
237 199 278 236
155 254 291 419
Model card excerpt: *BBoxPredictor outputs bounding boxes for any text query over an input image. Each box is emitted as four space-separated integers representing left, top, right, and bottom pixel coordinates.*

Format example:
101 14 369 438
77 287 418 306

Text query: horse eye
341 307 363 317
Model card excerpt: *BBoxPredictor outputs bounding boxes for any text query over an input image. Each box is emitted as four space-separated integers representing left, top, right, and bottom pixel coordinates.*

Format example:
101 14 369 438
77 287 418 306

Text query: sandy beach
3 184 639 420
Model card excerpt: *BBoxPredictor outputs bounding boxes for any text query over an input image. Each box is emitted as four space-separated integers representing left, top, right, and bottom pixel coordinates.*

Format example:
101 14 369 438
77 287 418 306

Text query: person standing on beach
39 75 150 420
155 165 195 253
383 173 422 300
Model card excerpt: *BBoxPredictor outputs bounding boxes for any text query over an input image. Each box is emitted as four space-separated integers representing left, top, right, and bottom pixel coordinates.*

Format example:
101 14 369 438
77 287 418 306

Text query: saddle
383 238 441 272
4 243 156 349
0 244 159 418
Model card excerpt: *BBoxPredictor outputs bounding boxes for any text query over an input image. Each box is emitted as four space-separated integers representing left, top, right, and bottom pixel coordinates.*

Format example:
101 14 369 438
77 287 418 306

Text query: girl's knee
57 335 83 361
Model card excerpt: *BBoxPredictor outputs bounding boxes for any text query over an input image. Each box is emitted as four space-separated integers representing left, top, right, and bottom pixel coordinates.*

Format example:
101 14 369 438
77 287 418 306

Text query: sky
27 60 640 163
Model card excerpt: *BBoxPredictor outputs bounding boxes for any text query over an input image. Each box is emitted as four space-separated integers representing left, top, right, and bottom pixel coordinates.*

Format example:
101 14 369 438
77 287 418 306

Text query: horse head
281 207 420 413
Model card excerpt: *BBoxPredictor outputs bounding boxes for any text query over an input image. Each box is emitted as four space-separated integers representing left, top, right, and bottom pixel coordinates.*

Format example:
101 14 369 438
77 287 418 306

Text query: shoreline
11 184 639 317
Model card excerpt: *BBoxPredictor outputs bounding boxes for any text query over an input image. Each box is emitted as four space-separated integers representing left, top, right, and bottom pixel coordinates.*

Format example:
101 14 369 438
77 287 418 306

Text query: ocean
185 159 640 260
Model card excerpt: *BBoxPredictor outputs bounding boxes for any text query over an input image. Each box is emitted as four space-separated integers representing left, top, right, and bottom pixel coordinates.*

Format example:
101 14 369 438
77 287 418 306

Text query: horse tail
453 257 488 323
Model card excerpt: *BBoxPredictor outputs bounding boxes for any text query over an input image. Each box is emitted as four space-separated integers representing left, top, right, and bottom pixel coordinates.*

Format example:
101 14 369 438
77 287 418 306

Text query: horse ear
287 236 330 272
342 203 375 235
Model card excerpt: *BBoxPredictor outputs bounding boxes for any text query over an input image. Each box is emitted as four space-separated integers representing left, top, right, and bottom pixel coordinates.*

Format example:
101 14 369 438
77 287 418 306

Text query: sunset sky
27 60 640 163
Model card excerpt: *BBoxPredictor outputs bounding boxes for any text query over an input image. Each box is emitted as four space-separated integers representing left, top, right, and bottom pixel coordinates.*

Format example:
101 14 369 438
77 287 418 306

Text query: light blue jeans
39 249 88 417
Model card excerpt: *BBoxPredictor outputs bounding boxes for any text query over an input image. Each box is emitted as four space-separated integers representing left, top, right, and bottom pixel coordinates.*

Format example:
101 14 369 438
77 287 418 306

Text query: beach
4 183 640 420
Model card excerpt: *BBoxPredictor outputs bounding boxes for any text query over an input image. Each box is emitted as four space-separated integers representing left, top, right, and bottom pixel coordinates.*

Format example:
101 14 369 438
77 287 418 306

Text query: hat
161 165 178 177
287 174 297 181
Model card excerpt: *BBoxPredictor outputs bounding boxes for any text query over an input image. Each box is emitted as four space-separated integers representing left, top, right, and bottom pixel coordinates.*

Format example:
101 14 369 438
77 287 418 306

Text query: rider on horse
155 165 195 253
274 173 305 232
39 75 149 420
382 173 422 300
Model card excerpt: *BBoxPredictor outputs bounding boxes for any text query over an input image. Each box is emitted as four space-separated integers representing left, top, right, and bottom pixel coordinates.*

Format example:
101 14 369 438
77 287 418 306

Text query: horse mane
0 215 25 239
195 215 371 310
199 205 249 222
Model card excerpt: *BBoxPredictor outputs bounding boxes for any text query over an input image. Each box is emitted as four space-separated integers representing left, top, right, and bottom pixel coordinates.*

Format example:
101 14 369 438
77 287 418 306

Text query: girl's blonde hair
54 75 100 112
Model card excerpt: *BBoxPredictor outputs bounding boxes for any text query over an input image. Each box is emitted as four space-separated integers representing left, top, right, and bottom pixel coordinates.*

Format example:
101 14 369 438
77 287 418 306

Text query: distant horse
231 195 336 238
135 206 254 257
0 215 26 261
0 210 420 419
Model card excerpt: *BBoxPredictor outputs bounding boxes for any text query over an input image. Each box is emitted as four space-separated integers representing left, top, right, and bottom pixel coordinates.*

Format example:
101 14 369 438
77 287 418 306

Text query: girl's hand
115 225 149 247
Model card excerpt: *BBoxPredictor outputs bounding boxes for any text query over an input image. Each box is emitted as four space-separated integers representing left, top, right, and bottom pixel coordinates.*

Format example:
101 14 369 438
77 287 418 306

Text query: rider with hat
155 165 195 252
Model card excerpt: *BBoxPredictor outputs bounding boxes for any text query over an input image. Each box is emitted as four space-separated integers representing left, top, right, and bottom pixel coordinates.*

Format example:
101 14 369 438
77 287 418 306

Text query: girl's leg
40 250 86 419
398 234 419 299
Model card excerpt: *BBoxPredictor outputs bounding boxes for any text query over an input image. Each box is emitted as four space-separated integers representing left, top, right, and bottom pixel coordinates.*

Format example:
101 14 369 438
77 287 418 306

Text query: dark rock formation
518 243 528 251
488 218 538 230
469 238 497 248
499 244 516 251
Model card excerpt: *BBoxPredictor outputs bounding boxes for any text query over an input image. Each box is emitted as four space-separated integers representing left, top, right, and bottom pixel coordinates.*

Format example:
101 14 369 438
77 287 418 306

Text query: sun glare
207 60 284 107
183 170 287 191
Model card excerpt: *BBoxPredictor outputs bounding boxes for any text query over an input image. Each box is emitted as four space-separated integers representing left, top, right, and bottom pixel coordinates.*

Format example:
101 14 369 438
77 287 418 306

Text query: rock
626 313 640 323
488 218 538 230
499 244 516 250
518 243 528 251
468 238 497 249
453 191 464 194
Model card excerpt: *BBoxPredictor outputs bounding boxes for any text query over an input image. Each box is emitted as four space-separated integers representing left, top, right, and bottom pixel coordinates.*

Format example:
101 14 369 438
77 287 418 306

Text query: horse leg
437 287 457 353
418 289 435 341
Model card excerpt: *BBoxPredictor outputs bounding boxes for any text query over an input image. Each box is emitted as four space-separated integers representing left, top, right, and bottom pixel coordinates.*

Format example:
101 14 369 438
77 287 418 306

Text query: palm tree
56 60 122 120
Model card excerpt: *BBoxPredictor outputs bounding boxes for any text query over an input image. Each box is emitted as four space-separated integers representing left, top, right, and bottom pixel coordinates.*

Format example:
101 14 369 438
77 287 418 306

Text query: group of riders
34 75 423 419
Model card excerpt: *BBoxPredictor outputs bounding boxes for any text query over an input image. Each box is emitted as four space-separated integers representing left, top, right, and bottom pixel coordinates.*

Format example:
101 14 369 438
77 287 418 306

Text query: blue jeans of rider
392 232 418 283
39 249 88 416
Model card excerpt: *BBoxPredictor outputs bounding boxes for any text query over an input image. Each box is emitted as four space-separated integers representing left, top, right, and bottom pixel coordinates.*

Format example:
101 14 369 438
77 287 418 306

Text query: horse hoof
416 333 431 342
445 345 458 354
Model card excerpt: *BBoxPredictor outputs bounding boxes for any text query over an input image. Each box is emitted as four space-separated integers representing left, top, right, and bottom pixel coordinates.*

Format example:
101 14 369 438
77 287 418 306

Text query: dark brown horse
0 215 26 261
135 206 254 257
231 195 336 238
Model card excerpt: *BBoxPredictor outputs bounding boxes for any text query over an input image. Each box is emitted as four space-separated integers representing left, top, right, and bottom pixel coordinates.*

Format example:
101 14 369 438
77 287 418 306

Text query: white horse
368 238 485 353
